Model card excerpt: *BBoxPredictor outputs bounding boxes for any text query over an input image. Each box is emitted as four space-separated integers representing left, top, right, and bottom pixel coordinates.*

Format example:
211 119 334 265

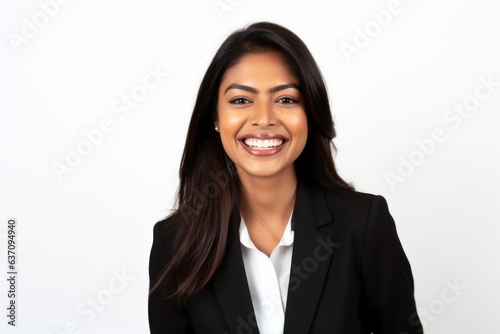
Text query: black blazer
148 180 423 333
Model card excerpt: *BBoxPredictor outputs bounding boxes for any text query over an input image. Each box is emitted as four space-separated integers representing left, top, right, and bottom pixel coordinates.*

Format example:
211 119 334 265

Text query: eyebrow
223 83 301 95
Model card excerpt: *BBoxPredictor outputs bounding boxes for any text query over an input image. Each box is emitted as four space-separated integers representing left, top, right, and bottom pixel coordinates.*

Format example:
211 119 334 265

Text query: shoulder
316 191 395 243
151 215 179 256
324 188 377 205
323 187 389 216
295 179 392 228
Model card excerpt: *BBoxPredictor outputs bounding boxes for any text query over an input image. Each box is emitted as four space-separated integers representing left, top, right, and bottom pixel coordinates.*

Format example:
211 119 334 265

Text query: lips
243 138 284 148
239 134 288 156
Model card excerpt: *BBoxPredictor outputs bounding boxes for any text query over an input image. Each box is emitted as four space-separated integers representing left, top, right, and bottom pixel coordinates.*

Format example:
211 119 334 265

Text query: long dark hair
150 21 354 303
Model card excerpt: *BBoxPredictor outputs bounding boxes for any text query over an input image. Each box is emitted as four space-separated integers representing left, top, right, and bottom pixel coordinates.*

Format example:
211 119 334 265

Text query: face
216 52 308 180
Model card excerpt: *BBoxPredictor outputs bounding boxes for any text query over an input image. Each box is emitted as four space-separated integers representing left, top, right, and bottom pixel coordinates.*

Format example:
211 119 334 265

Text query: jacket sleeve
148 221 194 334
360 195 423 334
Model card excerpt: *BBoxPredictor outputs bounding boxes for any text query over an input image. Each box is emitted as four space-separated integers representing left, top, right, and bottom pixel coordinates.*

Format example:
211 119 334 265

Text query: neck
238 166 297 228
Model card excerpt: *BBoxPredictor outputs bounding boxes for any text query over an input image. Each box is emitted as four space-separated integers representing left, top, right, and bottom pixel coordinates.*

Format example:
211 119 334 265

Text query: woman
149 22 423 334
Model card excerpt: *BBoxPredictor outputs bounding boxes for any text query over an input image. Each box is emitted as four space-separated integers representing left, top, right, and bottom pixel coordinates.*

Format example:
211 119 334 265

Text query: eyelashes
228 97 299 105
229 97 251 104
276 97 297 104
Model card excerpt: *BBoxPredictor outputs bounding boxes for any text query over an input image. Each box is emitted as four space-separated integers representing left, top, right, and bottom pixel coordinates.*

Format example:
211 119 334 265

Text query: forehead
220 52 298 87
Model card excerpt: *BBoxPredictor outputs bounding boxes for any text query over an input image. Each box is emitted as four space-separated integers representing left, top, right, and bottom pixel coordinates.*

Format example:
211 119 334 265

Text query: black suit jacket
149 180 423 333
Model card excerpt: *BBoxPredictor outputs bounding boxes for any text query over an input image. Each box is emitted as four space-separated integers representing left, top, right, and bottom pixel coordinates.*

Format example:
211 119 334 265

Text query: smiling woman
148 22 423 334
217 52 308 181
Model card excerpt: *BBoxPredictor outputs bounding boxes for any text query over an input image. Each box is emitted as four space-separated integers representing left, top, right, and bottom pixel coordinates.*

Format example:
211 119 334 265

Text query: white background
1 0 499 333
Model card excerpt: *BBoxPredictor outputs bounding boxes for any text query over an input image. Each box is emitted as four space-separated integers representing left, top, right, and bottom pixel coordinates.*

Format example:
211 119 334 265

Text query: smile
243 138 284 149
239 134 288 156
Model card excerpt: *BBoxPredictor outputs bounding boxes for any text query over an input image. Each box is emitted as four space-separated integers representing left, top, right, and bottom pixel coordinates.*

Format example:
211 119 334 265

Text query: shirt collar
239 211 294 250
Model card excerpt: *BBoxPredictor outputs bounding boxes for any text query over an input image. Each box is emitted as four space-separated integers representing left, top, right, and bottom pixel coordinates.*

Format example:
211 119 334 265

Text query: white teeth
244 138 284 148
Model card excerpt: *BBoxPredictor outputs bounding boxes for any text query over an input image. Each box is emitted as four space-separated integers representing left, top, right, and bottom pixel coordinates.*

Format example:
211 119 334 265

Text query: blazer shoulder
324 188 385 210
322 188 392 228
153 216 174 235
326 188 376 201
152 215 178 253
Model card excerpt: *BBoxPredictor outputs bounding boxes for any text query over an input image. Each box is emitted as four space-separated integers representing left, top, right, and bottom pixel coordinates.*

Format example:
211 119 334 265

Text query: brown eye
229 97 251 104
277 97 297 104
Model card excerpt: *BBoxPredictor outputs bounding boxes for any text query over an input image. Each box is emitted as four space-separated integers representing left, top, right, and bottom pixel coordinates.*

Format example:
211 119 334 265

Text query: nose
250 101 276 128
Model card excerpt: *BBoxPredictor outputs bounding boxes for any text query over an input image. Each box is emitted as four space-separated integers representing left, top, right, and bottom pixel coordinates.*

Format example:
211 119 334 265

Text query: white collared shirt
239 214 294 334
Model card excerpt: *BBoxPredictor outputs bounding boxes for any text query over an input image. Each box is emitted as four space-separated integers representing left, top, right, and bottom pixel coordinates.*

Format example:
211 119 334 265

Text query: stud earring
214 125 219 132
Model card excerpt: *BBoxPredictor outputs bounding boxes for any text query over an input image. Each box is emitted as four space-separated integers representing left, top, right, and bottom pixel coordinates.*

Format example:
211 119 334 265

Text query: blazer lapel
212 206 260 334
284 180 338 334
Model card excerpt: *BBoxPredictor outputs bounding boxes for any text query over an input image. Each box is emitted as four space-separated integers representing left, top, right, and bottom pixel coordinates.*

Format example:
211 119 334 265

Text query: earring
215 125 219 132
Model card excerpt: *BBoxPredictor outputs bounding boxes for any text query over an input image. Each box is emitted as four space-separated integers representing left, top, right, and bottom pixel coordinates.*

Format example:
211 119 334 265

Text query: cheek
217 106 244 155
217 105 244 130
221 115 243 130
287 113 309 140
